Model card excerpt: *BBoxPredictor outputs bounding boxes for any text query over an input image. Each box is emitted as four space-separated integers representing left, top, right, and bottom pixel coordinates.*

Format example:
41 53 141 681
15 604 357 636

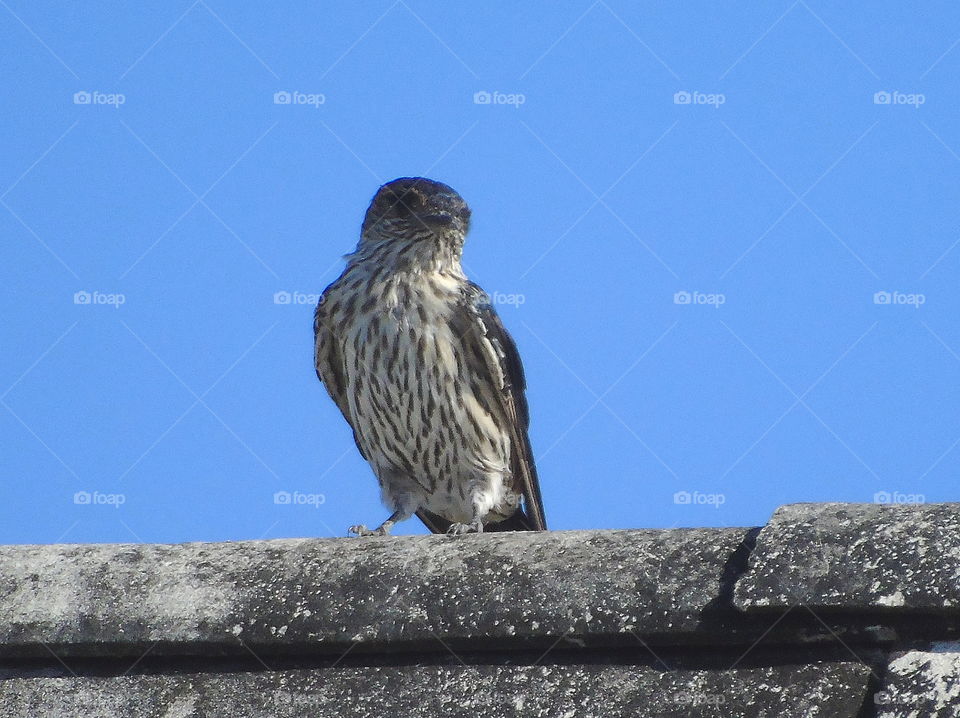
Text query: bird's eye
392 191 422 214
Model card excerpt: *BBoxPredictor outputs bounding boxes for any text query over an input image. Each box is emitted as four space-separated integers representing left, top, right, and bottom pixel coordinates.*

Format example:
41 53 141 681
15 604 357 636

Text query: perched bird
314 177 546 535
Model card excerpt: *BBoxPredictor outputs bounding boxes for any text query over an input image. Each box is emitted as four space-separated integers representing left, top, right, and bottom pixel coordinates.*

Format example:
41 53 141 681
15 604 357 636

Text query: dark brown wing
314 294 366 460
421 283 546 532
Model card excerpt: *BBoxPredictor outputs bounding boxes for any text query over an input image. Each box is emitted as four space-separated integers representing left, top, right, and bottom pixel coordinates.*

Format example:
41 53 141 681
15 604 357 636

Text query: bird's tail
483 508 539 531
417 507 540 533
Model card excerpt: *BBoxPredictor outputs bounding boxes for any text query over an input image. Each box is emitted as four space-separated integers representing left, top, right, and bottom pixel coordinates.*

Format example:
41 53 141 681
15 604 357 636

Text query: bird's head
360 177 471 246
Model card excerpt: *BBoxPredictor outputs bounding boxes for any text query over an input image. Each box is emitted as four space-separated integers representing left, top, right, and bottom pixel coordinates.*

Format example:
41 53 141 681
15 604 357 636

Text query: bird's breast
333 272 510 509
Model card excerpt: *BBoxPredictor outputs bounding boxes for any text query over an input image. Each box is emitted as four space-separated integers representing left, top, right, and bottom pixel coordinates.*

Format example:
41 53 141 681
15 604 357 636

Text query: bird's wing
314 294 367 460
438 283 547 531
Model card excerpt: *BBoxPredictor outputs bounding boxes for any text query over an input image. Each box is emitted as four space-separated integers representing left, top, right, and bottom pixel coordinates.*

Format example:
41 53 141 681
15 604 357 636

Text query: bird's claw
349 524 381 537
446 521 483 535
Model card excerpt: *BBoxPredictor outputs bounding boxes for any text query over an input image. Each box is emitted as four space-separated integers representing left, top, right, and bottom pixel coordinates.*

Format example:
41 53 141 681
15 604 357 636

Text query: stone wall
0 503 958 716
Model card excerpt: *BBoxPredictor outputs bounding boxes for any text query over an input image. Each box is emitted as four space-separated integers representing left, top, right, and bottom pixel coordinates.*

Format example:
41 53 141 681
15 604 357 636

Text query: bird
314 177 546 536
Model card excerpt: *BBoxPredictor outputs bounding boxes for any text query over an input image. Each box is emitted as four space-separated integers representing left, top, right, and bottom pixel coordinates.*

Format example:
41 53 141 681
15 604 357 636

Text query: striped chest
328 268 513 521
344 273 460 459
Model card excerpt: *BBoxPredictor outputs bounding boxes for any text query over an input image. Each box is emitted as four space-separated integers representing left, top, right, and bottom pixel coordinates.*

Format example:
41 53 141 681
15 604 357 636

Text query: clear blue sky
2 2 958 544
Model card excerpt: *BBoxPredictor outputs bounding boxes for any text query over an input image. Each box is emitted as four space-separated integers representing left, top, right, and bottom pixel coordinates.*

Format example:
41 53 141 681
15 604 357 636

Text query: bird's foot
446 520 483 536
349 511 406 537
348 522 392 537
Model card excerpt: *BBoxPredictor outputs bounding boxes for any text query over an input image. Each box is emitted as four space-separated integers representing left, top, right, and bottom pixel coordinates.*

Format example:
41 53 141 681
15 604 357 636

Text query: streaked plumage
314 177 545 535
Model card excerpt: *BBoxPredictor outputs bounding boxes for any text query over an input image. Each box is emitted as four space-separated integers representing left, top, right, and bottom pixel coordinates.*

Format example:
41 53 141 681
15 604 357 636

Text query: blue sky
1 2 958 543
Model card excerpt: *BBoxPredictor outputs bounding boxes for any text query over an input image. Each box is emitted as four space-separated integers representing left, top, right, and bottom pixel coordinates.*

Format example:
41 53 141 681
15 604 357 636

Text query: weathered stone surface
0 662 872 718
874 642 960 717
0 528 751 657
3 504 958 715
735 503 960 611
